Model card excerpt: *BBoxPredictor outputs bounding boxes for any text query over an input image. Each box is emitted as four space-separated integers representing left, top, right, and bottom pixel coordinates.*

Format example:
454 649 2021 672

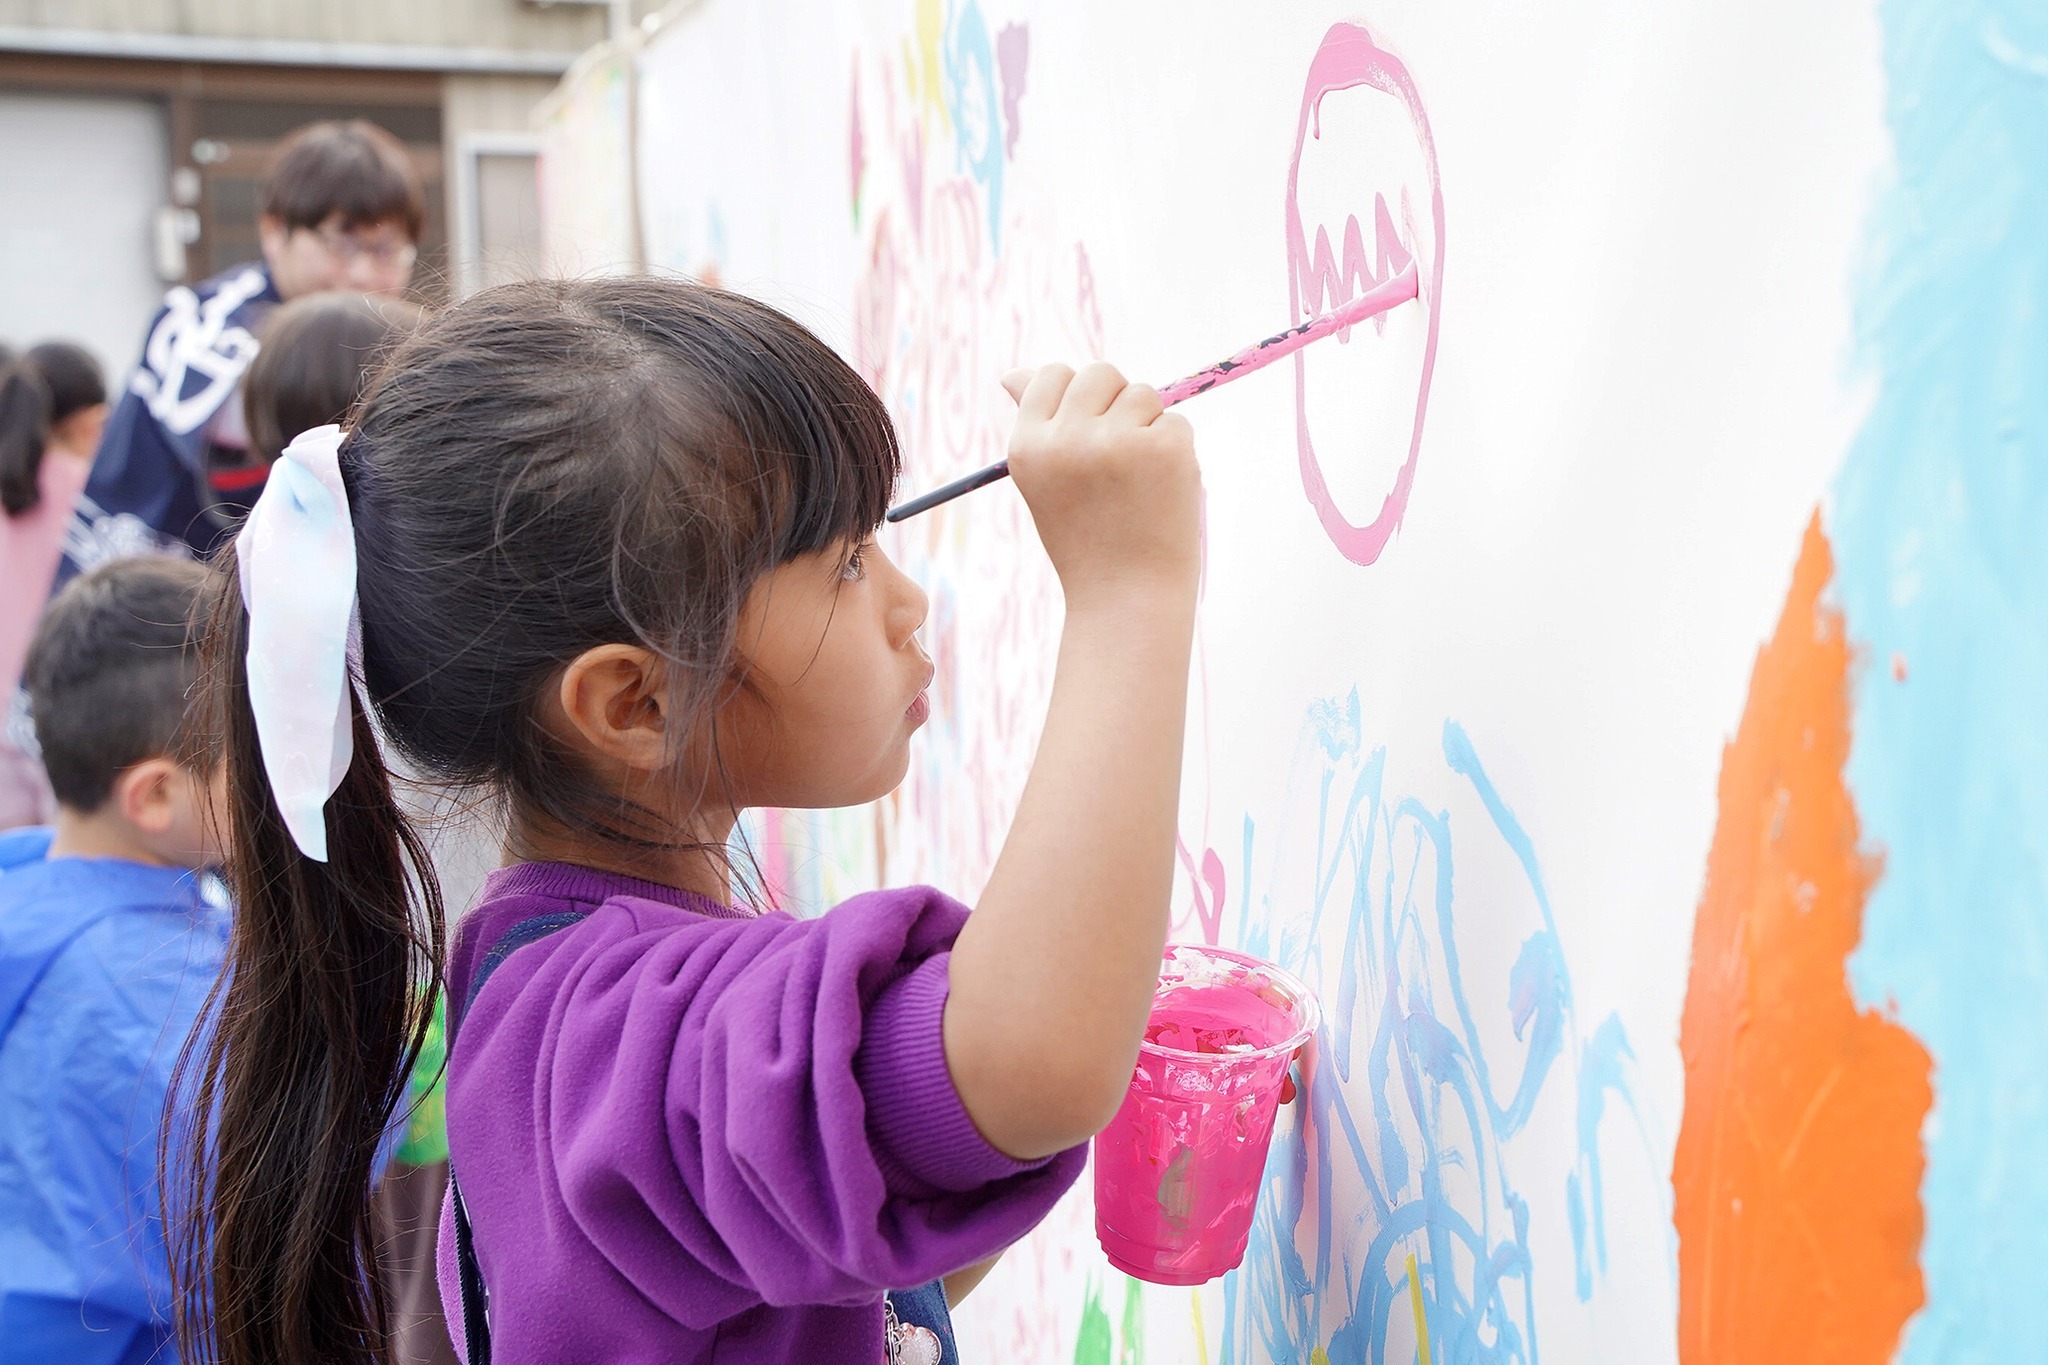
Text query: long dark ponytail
174 276 899 1365
172 570 444 1363
0 346 52 516
0 341 104 516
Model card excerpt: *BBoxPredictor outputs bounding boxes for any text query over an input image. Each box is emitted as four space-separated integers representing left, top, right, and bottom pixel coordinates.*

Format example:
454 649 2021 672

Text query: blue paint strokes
941 0 1004 244
1439 725 1567 1139
705 201 729 271
1220 694 1649 1362
1569 1016 1639 1300
1833 0 2048 1357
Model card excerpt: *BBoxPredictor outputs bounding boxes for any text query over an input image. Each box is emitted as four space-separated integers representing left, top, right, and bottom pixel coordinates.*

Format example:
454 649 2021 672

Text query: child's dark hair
0 341 105 516
176 276 900 1365
264 120 426 242
244 292 424 464
24 556 209 811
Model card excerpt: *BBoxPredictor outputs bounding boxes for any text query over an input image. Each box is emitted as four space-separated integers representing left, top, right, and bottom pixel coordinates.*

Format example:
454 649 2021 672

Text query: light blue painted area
705 201 729 271
1220 695 1652 1363
942 0 1005 244
1834 2 2048 1358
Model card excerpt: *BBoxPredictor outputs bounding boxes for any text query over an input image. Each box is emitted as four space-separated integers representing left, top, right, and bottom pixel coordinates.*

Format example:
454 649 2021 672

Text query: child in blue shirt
0 557 223 1365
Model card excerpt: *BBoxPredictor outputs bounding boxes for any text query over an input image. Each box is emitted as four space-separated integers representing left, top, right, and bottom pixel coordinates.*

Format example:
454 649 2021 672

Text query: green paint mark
1074 1280 1112 1365
1118 1277 1144 1365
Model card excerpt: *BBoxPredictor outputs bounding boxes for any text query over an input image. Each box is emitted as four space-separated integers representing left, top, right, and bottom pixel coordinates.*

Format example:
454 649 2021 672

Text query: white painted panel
0 92 168 384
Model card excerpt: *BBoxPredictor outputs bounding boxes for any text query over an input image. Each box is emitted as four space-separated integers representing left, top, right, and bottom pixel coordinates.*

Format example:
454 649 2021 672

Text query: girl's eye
840 546 868 582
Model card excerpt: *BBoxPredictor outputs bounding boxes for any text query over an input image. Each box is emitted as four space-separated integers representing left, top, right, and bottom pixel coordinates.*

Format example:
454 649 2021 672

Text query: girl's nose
888 560 929 646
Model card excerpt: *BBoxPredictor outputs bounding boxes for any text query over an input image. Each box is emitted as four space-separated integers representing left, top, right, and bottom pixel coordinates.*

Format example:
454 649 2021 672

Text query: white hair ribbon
236 424 360 862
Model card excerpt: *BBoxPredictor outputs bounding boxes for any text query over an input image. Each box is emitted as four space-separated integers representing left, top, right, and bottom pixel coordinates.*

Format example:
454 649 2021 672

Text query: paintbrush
884 260 1421 522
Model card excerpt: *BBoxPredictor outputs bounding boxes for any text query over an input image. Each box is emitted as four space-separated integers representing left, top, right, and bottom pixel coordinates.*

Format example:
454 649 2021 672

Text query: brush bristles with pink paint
884 261 1421 522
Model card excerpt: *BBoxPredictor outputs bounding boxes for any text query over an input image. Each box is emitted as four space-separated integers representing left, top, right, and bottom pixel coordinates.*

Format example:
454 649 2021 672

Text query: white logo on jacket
129 267 267 436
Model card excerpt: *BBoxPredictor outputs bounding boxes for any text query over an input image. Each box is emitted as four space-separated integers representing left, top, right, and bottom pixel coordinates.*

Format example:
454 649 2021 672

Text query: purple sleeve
447 883 1084 1327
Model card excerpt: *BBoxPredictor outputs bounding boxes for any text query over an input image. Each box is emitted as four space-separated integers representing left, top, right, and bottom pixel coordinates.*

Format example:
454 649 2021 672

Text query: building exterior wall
0 0 641 57
0 0 624 339
444 72 554 293
444 71 556 136
0 89 167 376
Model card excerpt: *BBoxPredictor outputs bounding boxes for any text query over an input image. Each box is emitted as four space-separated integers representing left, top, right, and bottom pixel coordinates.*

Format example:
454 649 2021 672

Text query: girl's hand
1001 363 1200 609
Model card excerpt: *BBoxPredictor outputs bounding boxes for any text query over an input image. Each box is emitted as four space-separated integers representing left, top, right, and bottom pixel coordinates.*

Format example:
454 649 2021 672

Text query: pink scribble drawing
849 59 866 222
996 23 1029 157
844 22 1111 905
1177 837 1229 946
1285 22 1445 567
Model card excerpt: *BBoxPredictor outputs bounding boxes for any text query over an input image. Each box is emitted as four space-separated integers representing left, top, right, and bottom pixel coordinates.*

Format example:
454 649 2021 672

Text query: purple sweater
436 862 1083 1363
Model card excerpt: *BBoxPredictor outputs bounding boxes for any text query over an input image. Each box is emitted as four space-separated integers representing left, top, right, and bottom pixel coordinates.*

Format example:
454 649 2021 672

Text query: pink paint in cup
1093 944 1320 1285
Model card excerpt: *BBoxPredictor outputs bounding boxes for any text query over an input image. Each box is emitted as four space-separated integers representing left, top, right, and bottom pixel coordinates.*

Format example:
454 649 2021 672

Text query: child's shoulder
454 873 975 1020
572 882 979 997
0 858 222 1037
0 855 205 929
451 861 759 1010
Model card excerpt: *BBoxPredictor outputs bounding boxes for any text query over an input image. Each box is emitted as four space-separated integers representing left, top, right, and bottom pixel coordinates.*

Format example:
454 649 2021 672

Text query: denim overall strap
884 1277 960 1365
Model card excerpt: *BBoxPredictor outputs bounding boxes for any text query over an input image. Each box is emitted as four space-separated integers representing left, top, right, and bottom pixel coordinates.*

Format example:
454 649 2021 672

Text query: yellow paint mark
1310 1350 1331 1365
1191 1290 1209 1365
915 0 950 130
1406 1252 1433 1365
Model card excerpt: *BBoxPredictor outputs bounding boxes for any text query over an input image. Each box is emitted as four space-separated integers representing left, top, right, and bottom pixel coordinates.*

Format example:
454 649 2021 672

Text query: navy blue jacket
60 263 279 582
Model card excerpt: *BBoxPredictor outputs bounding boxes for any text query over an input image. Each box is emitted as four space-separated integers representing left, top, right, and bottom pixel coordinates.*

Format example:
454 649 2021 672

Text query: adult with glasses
59 120 425 580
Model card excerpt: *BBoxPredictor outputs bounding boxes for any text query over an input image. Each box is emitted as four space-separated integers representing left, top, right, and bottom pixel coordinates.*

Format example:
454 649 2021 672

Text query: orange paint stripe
1671 513 1931 1363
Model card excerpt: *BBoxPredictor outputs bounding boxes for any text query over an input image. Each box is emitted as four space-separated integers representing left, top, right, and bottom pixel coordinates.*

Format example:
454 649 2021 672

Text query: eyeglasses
305 225 419 271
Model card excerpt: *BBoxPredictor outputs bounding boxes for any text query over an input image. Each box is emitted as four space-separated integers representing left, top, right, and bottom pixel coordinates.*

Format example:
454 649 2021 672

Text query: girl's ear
554 643 674 772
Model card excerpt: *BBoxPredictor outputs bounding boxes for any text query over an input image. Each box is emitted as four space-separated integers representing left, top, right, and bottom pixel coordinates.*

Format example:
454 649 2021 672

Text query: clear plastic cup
1093 943 1320 1285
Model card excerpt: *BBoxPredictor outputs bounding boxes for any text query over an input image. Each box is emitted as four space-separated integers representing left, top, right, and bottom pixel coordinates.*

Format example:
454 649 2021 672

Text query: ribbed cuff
855 953 1052 1195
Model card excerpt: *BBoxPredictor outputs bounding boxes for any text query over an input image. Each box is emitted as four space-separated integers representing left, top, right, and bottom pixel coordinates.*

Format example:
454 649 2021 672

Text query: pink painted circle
1285 23 1445 567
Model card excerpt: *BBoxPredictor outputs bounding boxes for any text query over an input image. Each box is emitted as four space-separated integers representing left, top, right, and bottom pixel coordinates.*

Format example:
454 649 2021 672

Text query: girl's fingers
1109 381 1166 426
1151 411 1195 445
1015 364 1076 423
1056 361 1128 421
1000 368 1034 404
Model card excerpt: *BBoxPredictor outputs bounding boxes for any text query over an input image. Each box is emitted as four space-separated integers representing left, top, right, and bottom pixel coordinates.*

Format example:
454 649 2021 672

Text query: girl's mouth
907 663 935 724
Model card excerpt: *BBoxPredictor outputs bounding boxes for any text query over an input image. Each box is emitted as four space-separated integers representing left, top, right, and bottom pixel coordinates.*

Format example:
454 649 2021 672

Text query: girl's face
721 536 933 809
51 403 107 460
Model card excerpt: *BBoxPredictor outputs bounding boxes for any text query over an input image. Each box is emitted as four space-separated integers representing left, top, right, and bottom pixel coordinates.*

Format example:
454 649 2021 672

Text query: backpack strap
462 913 589 1023
451 1173 493 1365
445 910 586 1364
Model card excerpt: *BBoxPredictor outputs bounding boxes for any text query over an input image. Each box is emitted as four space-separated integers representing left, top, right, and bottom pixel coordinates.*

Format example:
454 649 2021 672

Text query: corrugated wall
0 0 655 55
